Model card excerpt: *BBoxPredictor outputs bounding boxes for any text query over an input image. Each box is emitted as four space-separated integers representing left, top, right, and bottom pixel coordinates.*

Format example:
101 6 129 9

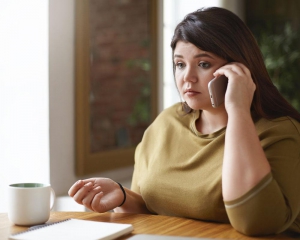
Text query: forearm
222 110 271 201
114 187 151 214
225 174 288 235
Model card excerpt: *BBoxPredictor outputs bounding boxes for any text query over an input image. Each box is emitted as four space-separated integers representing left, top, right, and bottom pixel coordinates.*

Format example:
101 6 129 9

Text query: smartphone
208 75 228 108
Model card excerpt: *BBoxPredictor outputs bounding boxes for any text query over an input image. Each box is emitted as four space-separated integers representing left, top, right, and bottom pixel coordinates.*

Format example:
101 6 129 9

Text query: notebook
128 235 225 240
9 218 134 240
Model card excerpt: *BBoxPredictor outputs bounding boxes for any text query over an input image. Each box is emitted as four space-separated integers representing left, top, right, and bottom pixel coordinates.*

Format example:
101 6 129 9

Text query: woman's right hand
213 62 256 114
68 178 124 212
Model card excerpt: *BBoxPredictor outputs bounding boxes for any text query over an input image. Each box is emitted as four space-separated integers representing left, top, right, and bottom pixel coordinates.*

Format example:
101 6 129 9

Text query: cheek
175 73 183 91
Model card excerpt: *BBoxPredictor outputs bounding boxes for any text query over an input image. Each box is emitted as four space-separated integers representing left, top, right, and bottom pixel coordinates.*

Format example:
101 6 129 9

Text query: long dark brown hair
171 7 300 121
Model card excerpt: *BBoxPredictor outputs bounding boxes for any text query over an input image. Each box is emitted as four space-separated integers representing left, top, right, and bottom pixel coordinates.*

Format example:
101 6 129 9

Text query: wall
49 0 133 197
0 0 49 213
0 0 132 211
49 0 76 196
89 0 152 152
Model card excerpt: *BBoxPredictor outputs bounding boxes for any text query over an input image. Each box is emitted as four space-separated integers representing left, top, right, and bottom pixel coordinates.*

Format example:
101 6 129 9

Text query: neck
196 107 228 134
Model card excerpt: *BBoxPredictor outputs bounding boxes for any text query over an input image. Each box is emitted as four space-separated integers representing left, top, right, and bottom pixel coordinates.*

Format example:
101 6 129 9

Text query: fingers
68 178 98 197
213 62 255 91
68 180 85 197
214 62 251 79
68 178 121 213
91 192 105 212
69 181 101 208
76 183 99 203
72 182 93 204
82 185 102 210
213 62 256 111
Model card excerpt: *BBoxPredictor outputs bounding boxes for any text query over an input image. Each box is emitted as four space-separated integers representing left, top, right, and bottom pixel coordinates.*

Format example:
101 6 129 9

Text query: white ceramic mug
8 183 56 226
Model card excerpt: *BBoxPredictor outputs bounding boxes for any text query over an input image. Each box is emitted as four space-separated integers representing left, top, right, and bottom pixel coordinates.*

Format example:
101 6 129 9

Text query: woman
69 7 300 236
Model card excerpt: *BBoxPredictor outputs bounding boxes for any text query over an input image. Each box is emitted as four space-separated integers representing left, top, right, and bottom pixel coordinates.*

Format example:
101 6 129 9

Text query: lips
184 89 200 94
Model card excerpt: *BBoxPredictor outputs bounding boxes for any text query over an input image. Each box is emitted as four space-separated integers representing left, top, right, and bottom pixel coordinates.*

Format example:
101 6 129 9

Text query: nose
184 66 198 83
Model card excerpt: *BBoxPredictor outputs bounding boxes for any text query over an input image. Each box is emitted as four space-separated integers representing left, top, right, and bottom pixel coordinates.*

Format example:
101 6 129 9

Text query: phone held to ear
208 75 228 108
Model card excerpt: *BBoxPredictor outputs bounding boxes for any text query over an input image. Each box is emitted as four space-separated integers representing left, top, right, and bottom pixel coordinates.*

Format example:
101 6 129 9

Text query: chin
186 101 213 111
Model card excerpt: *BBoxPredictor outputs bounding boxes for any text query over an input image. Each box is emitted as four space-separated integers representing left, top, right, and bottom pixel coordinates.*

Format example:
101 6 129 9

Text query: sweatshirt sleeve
131 143 142 194
224 117 300 236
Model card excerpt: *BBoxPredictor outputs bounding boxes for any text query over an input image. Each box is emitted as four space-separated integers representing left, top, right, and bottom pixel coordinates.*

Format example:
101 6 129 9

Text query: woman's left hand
213 62 256 114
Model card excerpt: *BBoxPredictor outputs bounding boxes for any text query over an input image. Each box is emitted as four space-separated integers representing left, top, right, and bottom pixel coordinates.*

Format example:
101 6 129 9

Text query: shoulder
135 103 186 155
255 116 300 146
153 102 190 125
144 102 193 136
255 116 300 136
286 116 300 135
157 103 182 118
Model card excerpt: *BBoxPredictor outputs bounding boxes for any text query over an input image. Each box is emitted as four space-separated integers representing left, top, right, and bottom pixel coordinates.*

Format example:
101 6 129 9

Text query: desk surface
0 212 299 240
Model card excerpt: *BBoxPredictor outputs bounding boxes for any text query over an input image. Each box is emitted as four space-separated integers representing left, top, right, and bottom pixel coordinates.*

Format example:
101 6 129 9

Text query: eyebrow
174 53 215 59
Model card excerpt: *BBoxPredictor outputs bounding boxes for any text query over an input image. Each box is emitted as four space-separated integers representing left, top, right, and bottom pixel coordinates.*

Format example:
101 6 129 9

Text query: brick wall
89 0 152 152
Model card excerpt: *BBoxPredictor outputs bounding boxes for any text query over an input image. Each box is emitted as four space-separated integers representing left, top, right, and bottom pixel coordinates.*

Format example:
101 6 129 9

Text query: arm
68 178 151 214
114 187 151 213
223 108 271 200
224 121 300 235
215 62 271 201
215 63 300 235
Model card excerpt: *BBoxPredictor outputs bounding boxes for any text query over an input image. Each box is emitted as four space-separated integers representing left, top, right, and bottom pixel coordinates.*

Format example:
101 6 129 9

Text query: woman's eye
199 62 210 68
175 62 185 69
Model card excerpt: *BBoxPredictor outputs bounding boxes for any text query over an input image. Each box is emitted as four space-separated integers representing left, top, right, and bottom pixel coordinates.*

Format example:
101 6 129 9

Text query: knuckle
82 198 89 205
73 197 82 205
68 190 73 197
91 202 99 212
